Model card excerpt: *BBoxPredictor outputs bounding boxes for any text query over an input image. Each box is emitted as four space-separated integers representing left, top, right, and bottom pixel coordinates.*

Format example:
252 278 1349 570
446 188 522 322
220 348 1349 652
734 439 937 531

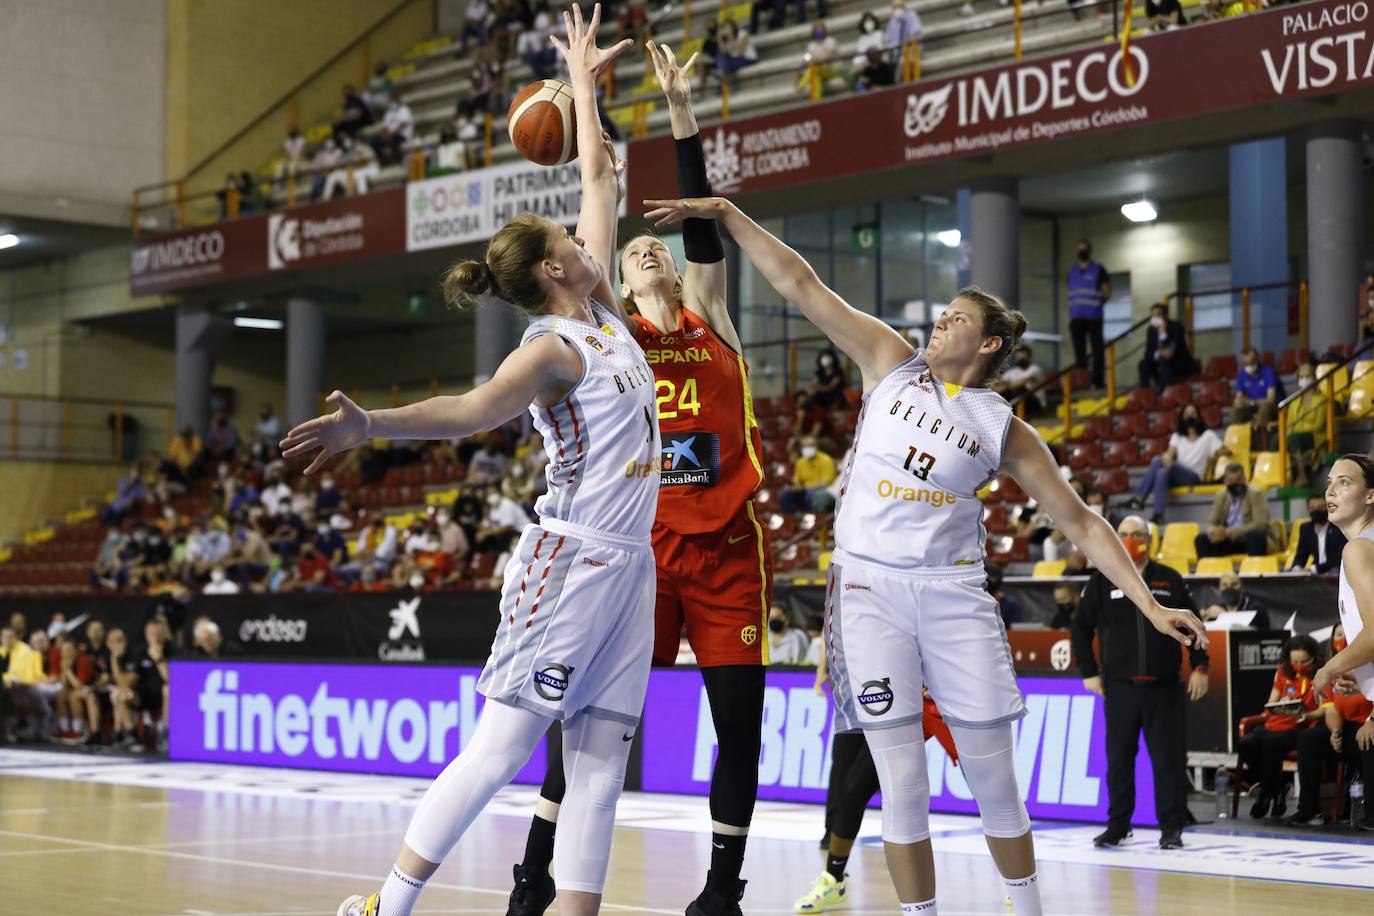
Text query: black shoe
686 872 746 916
506 863 555 916
1092 827 1133 847
1158 829 1184 849
819 831 830 850
1268 795 1289 821
1283 811 1328 828
1249 794 1271 820
1357 820 1374 833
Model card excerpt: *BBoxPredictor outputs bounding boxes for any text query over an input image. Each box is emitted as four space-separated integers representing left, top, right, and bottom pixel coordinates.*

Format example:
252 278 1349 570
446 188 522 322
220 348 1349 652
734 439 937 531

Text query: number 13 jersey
834 350 1013 570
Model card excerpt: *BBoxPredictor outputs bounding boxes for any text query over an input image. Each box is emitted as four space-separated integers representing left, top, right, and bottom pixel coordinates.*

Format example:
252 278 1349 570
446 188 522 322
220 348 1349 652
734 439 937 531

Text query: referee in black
1072 514 1210 850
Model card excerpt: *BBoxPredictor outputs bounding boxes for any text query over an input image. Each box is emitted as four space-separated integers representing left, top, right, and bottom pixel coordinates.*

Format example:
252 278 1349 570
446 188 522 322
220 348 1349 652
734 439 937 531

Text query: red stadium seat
1204 355 1238 380
1137 436 1169 463
1093 467 1130 495
987 535 1030 564
1077 416 1113 443
987 475 1027 503
1069 368 1093 390
1068 442 1101 471
1159 384 1192 409
1126 387 1158 411
1195 379 1231 408
1277 348 1310 376
982 504 1016 535
1102 440 1140 467
1145 409 1179 438
1202 405 1224 429
1110 412 1147 440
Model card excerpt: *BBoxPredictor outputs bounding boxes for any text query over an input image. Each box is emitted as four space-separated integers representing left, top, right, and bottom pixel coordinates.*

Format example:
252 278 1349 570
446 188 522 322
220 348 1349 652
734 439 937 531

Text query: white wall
0 0 165 226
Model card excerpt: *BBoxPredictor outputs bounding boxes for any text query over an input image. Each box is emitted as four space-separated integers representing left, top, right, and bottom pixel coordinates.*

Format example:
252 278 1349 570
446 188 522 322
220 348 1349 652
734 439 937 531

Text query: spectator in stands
342 516 398 580
432 126 465 176
850 11 884 67
1050 584 1079 629
260 471 292 516
104 628 142 750
1195 462 1278 558
1202 0 1246 20
1067 238 1111 389
1146 0 1187 29
315 475 343 514
310 137 342 202
992 344 1045 413
189 518 234 580
363 61 394 112
1128 404 1224 525
285 541 338 593
768 607 811 663
468 436 510 483
883 0 922 56
315 520 350 566
142 525 172 573
101 464 147 525
986 562 1026 625
227 518 273 587
1291 493 1346 574
326 135 382 196
254 403 282 452
462 0 491 52
435 509 471 562
697 20 720 89
370 95 414 167
391 552 424 591
76 620 111 746
333 85 373 139
796 22 838 95
1284 363 1327 487
715 19 759 84
476 488 531 553
1201 573 1271 628
852 47 895 92
1138 302 1197 391
1359 285 1374 352
351 564 390 593
519 3 557 80
404 519 441 557
781 437 837 513
1238 634 1324 819
501 459 539 506
797 348 847 438
191 617 242 659
750 0 784 33
202 565 240 596
55 639 86 743
167 424 204 482
206 414 239 460
1231 345 1279 425
274 126 307 191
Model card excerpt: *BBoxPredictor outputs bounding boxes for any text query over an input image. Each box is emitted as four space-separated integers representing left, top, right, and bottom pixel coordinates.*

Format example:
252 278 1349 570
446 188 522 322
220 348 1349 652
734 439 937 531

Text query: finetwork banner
406 144 628 253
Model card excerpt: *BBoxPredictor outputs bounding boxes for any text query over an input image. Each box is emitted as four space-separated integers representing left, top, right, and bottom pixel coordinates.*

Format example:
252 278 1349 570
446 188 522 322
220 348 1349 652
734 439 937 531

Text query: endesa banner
405 143 628 252
130 187 406 295
627 0 1374 200
170 662 1155 823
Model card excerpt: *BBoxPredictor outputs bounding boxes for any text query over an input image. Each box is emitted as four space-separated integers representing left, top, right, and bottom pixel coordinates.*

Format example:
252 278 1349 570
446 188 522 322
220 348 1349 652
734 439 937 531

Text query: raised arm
554 3 632 318
1315 539 1374 693
1001 416 1209 649
281 335 582 474
643 197 914 390
646 41 742 352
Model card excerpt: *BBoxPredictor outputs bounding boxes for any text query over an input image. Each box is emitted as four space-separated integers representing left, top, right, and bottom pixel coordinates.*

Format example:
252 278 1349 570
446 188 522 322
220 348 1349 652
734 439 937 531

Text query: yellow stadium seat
1224 423 1250 456
818 551 833 571
1194 557 1235 577
1214 453 1249 482
1033 559 1067 578
1288 519 1305 551
1316 362 1349 394
1352 359 1374 384
1161 522 1200 561
1158 554 1191 576
1348 386 1372 419
1251 452 1283 491
1239 555 1280 576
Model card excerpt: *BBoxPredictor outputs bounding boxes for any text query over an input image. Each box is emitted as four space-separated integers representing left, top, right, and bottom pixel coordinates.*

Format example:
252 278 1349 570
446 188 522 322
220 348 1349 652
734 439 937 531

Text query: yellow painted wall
0 461 126 544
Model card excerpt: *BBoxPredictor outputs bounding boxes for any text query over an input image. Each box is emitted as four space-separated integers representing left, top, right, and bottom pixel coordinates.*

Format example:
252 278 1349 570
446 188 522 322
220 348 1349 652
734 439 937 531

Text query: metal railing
1276 347 1373 486
0 394 175 464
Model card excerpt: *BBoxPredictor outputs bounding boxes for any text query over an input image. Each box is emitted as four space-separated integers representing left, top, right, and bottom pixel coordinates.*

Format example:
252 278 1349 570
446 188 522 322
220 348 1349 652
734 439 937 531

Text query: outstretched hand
1148 605 1210 651
279 390 371 475
643 197 725 228
550 3 633 84
647 39 698 105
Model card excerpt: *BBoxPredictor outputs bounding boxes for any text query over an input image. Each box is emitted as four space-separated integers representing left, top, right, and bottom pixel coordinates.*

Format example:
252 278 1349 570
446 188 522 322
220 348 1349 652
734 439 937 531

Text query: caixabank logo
660 432 720 487
379 595 424 662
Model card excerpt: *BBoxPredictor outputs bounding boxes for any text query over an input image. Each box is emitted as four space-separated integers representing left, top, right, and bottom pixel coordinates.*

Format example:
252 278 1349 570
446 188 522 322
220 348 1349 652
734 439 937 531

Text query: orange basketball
507 79 578 166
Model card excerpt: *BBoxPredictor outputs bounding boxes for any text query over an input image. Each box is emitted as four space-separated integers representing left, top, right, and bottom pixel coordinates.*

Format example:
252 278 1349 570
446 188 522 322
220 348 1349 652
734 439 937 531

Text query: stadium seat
1158 555 1192 576
1103 440 1140 467
1204 355 1238 380
986 475 1027 503
1223 424 1251 459
818 550 832 571
1092 467 1129 495
1213 453 1248 481
1079 415 1113 443
1033 559 1067 578
1068 442 1101 470
1111 413 1148 440
1239 555 1280 576
1250 452 1283 491
1277 348 1311 376
1349 386 1373 418
1137 436 1169 463
1202 405 1224 429
1126 387 1158 411
1194 557 1235 577
1161 522 1200 561
1146 409 1179 438
1316 362 1349 394
987 535 1030 564
1160 384 1192 409
983 504 1016 535
1196 380 1232 408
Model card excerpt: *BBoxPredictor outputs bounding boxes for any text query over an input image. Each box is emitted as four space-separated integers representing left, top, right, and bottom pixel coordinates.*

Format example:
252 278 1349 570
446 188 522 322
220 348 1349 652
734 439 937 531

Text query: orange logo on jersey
876 479 957 507
624 457 662 479
740 625 758 646
646 348 714 364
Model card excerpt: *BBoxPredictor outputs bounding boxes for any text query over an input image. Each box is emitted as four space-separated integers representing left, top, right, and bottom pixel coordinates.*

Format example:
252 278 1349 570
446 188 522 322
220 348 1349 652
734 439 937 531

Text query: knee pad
865 727 931 844
950 724 1030 839
585 768 625 811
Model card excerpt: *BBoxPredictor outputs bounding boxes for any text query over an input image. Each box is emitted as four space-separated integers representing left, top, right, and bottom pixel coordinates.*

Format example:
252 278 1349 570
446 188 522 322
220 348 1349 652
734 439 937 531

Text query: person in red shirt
1237 634 1324 820
507 43 771 916
287 542 338 592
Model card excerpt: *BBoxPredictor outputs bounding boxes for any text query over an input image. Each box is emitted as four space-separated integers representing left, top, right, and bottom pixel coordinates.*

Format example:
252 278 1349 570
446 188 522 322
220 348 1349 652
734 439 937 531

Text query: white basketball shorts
825 549 1026 732
477 518 655 728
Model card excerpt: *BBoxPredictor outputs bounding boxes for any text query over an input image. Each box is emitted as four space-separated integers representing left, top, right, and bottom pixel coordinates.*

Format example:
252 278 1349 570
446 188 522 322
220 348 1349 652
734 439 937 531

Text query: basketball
507 79 578 166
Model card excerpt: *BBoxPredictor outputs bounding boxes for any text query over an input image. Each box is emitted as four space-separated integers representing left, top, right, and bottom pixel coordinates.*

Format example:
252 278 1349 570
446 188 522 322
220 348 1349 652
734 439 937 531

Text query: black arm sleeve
1071 578 1102 678
675 134 725 264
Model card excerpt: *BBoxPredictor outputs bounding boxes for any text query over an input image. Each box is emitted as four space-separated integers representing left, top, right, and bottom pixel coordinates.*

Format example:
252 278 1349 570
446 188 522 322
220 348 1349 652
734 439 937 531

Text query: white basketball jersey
834 350 1012 570
1337 526 1374 697
522 300 661 541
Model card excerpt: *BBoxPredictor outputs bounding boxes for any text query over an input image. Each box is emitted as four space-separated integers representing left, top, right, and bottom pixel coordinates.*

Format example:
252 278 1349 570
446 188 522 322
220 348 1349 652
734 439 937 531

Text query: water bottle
1215 767 1231 820
1350 778 1365 828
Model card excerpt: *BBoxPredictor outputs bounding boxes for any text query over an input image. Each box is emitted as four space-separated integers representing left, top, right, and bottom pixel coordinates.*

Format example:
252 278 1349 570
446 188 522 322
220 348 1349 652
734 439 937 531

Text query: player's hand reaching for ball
1146 604 1209 651
647 40 698 106
551 3 632 85
280 390 371 475
643 197 727 227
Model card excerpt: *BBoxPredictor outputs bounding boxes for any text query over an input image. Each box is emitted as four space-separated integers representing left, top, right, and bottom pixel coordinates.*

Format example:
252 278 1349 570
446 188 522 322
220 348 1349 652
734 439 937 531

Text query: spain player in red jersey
505 41 770 916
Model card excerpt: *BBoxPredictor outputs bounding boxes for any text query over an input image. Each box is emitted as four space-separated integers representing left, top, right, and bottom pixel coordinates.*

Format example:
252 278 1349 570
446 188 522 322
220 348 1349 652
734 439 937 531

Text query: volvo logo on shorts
534 663 574 701
740 625 758 646
858 678 894 716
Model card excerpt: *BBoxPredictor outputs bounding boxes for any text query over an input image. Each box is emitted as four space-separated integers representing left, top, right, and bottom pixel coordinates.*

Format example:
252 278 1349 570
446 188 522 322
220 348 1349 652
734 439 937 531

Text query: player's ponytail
958 285 1027 381
443 213 554 313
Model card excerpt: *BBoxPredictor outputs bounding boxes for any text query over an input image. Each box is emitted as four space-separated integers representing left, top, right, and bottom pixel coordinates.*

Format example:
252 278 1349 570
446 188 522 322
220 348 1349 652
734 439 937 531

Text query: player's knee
870 736 931 843
586 767 625 811
950 724 1031 839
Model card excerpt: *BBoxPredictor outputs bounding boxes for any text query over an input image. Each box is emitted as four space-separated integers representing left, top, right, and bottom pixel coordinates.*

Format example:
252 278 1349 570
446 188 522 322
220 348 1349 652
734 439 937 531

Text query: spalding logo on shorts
858 678 894 716
534 663 574 701
740 625 758 646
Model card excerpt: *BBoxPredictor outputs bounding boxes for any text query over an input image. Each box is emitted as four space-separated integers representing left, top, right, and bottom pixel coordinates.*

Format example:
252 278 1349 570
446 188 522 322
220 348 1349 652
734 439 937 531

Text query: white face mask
409 573 426 589
317 525 330 537
1151 316 1164 327
437 513 451 525
1087 504 1105 517
321 478 335 489
510 464 526 477
1298 377 1314 390
218 465 230 478
210 569 226 583
487 493 502 507
801 446 818 459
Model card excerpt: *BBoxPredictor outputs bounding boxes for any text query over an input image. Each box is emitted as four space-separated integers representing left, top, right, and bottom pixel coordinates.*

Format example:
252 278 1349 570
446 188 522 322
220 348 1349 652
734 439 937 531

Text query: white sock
1004 872 1043 915
378 865 425 916
900 900 937 913
59 716 70 732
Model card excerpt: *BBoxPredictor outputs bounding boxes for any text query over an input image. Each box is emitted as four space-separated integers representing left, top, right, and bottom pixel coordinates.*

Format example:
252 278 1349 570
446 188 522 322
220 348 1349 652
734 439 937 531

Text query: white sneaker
337 892 380 916
795 871 848 912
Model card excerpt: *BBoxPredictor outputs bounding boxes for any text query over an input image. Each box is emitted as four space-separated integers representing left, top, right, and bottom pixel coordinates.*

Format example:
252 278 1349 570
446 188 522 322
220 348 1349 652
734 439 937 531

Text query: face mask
1298 377 1313 390
487 493 502 507
1122 536 1150 562
802 446 818 459
317 525 331 537
218 465 230 478
210 570 225 583
322 478 335 489
813 29 826 39
149 536 162 545
1291 660 1313 675
409 573 426 589
820 357 834 368
1310 508 1328 524
511 464 526 477
133 532 147 543
164 508 176 521
1087 503 1104 517
769 618 786 634
1228 482 1247 497
1056 603 1075 618
1220 587 1241 606
437 513 451 525
1151 316 1164 328
1077 248 1090 261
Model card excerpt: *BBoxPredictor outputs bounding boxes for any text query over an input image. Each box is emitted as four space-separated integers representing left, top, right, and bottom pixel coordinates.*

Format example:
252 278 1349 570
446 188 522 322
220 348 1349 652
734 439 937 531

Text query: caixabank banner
627 0 1374 201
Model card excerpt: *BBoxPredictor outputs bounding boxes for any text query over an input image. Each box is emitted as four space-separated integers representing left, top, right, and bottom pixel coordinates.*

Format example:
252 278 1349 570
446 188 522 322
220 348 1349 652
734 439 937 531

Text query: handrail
1011 312 1153 415
1275 343 1371 485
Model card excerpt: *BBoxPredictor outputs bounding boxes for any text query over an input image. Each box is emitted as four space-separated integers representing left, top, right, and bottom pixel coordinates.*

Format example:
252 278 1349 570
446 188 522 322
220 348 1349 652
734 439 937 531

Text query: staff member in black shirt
1073 514 1209 850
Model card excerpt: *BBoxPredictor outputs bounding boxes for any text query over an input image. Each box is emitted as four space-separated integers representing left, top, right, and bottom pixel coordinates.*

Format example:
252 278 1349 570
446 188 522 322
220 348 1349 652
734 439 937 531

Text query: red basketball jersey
631 307 764 535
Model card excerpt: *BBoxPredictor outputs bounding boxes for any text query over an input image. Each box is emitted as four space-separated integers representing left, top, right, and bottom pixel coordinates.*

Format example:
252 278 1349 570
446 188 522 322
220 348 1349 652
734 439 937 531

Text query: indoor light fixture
233 317 283 330
1121 200 1158 223
0 234 18 249
935 229 961 248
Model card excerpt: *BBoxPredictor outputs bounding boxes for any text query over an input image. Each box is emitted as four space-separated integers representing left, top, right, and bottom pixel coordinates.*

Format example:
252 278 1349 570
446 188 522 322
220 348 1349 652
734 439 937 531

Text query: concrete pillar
287 296 325 428
474 301 520 386
955 187 972 291
1228 138 1288 356
174 303 231 436
1306 121 1365 354
968 178 1020 306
